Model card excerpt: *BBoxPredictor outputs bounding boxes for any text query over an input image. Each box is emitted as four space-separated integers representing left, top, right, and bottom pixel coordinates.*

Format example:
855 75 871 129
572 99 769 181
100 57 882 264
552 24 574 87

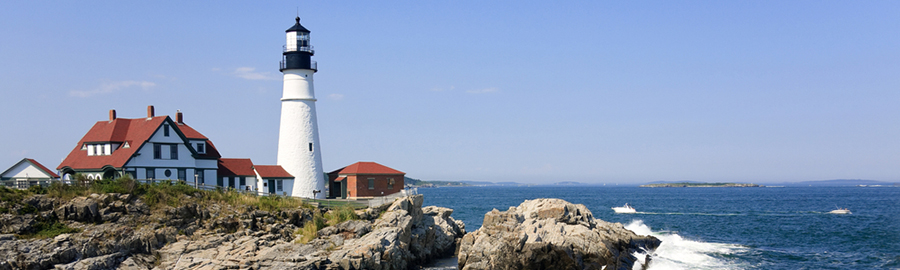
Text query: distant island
640 182 762 188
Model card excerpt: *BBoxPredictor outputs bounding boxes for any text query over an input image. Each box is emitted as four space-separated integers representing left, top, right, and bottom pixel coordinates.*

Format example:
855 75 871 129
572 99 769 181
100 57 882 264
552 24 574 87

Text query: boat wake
627 220 748 270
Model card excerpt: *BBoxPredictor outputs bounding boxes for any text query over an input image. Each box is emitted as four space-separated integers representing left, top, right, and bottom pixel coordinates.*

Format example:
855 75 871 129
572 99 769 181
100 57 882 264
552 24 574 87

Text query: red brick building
327 162 404 199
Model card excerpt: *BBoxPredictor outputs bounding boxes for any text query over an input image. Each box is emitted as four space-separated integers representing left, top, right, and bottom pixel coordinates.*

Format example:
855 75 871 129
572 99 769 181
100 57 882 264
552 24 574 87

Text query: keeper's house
1 158 59 189
327 162 404 199
57 106 221 184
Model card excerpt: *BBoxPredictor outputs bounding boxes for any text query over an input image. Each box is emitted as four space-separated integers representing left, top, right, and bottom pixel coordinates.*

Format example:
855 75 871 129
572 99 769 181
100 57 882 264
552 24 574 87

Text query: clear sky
2 1 898 184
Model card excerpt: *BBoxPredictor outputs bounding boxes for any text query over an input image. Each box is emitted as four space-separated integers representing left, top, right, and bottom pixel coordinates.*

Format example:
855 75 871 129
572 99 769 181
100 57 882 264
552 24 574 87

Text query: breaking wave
627 220 748 270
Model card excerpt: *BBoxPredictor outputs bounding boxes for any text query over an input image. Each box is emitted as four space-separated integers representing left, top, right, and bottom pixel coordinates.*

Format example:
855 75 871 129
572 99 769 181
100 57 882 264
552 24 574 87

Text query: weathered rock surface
152 194 466 270
457 198 661 270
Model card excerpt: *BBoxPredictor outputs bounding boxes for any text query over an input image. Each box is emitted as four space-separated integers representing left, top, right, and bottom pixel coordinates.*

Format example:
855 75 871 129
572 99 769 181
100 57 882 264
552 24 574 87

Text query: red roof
332 162 404 175
58 116 220 170
178 124 208 139
218 158 255 177
59 116 166 170
27 159 60 178
255 165 293 178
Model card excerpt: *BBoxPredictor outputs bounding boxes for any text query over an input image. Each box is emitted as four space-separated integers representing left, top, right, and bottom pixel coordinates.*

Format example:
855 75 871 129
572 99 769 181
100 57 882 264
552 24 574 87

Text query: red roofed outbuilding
327 162 405 199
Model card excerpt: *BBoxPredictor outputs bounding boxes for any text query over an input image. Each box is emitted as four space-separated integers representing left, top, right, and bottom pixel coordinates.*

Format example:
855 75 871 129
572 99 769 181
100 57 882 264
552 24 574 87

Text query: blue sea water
418 186 900 270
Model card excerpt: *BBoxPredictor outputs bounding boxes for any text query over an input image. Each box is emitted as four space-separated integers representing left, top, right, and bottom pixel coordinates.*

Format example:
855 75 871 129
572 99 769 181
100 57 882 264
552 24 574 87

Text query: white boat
612 203 636 213
829 208 851 214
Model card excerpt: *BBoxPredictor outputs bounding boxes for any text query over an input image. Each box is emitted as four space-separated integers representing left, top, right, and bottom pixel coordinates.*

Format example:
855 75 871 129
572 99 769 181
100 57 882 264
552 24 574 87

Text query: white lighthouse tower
277 17 325 199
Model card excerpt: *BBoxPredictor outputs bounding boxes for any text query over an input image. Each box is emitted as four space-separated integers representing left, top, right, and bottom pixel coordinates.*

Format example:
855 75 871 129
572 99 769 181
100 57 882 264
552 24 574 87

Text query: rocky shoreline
0 193 464 270
1 191 658 270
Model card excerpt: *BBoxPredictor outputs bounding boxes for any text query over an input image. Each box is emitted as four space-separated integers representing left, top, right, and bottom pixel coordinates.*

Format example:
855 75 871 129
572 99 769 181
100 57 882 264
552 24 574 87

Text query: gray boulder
457 198 661 270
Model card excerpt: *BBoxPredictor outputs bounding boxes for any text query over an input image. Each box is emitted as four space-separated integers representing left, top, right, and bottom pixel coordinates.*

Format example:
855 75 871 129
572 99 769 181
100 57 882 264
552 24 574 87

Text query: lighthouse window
309 143 313 151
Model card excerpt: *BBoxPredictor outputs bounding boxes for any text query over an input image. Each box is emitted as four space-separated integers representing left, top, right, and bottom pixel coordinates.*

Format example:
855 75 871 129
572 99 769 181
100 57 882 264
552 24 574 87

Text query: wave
627 220 748 270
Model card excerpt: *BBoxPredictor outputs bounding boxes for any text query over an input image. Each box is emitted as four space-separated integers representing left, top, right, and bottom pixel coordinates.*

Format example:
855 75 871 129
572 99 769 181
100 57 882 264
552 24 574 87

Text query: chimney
147 105 155 118
109 109 117 121
176 110 183 124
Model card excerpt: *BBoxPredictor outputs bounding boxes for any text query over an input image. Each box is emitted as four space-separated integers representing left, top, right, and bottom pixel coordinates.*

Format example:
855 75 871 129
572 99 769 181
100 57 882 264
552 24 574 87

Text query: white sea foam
627 220 747 270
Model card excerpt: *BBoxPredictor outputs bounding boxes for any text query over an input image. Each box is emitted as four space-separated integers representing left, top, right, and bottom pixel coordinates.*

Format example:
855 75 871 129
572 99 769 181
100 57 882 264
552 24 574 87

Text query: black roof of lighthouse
286 17 310 33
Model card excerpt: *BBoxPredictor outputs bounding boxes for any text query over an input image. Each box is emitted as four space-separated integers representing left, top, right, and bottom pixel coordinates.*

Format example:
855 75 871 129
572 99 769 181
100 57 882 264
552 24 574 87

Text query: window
196 143 205 153
197 170 204 184
104 144 110 155
388 178 395 189
239 177 246 186
87 145 95 156
277 180 283 191
368 178 375 190
163 124 170 137
309 143 313 152
164 169 172 178
178 169 186 180
170 145 178 160
153 144 162 159
146 168 155 179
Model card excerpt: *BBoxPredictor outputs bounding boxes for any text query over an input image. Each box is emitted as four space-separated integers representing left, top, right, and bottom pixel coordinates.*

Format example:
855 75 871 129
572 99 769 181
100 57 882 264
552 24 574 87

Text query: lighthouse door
268 179 276 194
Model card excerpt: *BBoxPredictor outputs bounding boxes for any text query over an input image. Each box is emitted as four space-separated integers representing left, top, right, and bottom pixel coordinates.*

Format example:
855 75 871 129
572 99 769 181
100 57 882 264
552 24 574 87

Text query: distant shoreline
639 182 762 188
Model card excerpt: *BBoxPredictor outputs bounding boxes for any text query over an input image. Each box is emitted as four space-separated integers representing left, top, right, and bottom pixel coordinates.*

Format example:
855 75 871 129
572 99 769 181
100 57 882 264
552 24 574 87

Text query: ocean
418 186 900 270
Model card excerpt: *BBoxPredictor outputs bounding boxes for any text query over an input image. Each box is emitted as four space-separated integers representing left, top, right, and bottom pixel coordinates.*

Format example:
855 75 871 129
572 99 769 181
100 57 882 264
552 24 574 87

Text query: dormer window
86 143 112 156
196 142 205 154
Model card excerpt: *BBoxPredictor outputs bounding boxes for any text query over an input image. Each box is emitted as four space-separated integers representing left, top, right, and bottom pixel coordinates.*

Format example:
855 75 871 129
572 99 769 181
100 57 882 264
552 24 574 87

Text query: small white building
218 158 294 196
1 158 60 189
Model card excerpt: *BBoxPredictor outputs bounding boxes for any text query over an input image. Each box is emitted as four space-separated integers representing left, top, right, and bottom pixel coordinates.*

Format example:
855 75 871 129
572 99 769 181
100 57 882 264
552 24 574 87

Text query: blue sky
2 1 898 184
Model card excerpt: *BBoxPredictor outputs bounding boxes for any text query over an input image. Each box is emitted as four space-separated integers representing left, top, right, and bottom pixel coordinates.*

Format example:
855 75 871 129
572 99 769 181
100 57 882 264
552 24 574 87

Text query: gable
2 159 59 179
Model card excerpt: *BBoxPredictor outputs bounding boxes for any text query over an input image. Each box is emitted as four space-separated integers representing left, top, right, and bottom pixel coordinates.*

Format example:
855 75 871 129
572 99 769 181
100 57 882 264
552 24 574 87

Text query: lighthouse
277 17 325 199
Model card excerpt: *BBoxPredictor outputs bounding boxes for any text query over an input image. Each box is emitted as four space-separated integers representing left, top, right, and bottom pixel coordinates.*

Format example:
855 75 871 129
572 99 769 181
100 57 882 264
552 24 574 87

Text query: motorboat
829 207 851 214
612 203 636 213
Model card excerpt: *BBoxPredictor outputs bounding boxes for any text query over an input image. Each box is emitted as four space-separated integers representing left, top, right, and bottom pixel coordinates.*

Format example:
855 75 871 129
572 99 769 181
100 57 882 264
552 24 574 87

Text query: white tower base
277 69 326 199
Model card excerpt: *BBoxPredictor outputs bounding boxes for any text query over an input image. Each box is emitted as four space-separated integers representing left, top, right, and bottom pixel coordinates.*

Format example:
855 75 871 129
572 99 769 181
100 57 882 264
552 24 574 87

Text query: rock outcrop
1 192 463 270
152 194 466 270
457 199 660 270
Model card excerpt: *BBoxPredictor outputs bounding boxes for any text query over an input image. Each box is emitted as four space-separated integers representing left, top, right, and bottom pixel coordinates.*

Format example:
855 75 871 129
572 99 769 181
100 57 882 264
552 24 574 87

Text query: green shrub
90 175 137 194
24 220 80 239
325 205 358 226
0 186 27 203
47 181 88 200
27 185 47 194
295 213 326 243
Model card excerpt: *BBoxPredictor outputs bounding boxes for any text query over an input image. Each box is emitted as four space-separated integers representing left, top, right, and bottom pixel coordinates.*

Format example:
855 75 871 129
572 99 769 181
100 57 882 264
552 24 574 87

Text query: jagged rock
0 214 35 234
326 195 465 270
55 197 101 223
24 195 56 211
319 220 372 239
54 252 125 270
117 254 154 270
457 198 661 270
